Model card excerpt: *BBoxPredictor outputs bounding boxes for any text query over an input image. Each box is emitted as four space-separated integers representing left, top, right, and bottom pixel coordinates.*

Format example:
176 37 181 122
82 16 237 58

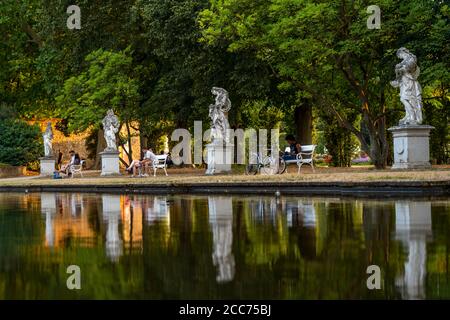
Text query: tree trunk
125 121 133 164
294 102 312 145
94 129 106 170
140 134 148 157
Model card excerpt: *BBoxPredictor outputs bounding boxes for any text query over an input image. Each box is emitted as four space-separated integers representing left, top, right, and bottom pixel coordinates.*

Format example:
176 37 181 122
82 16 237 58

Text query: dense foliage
0 0 448 167
0 118 42 166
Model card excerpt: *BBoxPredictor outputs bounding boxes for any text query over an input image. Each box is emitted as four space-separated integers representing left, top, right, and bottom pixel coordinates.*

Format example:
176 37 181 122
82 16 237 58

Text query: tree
0 118 42 166
199 0 450 168
56 48 141 165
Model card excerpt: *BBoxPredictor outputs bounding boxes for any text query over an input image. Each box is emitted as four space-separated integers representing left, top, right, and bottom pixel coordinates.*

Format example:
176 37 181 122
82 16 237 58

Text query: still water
0 192 448 299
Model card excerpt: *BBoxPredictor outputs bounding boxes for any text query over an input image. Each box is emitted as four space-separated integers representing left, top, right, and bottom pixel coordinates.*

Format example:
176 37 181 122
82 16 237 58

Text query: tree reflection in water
0 193 447 299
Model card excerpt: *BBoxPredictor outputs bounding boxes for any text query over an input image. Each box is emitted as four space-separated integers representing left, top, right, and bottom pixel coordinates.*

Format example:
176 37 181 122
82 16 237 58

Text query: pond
0 192 448 299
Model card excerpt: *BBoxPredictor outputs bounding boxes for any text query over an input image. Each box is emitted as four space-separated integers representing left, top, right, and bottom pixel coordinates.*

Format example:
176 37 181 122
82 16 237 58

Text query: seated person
159 151 173 167
282 134 302 161
59 151 81 175
141 147 157 175
165 152 174 167
126 159 143 177
126 147 157 177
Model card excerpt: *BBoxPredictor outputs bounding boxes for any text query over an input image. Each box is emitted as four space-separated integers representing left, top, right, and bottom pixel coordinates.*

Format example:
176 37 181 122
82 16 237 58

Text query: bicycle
245 151 286 175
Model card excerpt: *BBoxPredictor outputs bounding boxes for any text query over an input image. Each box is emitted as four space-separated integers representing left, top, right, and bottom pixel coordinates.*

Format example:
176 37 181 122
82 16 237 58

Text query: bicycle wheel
261 156 276 175
245 164 259 175
277 157 286 174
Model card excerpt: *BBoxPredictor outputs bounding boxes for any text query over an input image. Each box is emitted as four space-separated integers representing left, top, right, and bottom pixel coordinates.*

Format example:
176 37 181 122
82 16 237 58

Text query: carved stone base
388 125 434 170
205 143 233 175
100 151 121 176
40 157 56 176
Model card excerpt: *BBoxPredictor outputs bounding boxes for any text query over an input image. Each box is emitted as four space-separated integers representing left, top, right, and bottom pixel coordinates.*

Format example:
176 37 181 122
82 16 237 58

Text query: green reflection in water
0 193 448 300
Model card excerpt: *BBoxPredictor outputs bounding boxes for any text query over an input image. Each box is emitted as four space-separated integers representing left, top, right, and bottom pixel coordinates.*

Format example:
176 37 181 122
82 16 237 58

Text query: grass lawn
0 165 448 186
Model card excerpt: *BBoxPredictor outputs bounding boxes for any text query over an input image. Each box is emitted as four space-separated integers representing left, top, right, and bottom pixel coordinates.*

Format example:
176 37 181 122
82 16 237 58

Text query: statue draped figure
390 47 423 125
209 87 231 144
102 109 120 152
42 122 54 157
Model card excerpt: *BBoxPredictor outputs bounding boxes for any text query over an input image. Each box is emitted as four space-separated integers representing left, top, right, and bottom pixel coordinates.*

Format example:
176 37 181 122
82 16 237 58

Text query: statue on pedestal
390 47 423 125
209 87 231 144
42 122 54 157
102 109 120 152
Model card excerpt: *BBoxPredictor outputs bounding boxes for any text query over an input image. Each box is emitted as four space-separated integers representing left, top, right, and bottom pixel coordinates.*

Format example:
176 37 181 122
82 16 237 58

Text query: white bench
152 155 168 176
70 160 85 178
284 145 316 174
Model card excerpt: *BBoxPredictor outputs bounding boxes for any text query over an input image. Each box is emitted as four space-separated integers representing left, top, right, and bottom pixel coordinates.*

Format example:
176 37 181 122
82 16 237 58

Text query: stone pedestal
388 125 434 170
40 157 56 176
100 151 121 176
205 143 233 175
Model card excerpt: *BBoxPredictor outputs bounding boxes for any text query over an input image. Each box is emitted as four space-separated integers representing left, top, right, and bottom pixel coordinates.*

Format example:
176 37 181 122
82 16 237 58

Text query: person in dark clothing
282 134 302 161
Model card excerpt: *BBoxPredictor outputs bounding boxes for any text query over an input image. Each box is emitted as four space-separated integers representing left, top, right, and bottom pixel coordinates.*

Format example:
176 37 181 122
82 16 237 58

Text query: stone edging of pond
0 180 448 197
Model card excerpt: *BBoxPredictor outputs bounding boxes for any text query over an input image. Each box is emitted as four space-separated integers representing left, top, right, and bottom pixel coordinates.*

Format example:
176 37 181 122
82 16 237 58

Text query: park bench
152 155 169 176
70 160 85 178
284 145 316 174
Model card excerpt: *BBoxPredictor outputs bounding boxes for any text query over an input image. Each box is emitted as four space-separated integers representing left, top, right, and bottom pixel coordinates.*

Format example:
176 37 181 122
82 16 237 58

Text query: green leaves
56 48 141 133
0 119 42 166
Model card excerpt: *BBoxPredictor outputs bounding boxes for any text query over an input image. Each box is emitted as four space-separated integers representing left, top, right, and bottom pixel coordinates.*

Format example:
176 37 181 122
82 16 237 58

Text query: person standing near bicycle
283 134 302 161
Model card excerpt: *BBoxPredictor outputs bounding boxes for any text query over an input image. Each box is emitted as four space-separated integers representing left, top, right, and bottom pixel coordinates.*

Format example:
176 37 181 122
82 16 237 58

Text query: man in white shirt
141 147 157 176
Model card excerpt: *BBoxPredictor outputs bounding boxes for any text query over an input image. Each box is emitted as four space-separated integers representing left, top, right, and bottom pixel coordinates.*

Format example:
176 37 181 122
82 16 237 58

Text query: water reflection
209 196 235 283
395 201 432 300
41 193 56 248
146 196 170 225
0 193 447 299
102 195 123 262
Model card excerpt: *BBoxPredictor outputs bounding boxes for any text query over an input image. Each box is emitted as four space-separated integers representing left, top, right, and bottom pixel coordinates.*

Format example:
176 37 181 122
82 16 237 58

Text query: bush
0 119 43 166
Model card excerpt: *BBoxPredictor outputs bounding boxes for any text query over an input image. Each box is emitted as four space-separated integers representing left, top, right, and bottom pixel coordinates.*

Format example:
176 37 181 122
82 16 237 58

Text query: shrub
0 119 43 166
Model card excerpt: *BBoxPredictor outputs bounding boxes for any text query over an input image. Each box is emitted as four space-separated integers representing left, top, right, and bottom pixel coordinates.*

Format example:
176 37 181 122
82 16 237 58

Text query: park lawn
0 166 448 186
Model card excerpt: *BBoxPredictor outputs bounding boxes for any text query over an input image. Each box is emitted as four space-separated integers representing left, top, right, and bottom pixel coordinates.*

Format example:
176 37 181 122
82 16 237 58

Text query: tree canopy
0 0 448 167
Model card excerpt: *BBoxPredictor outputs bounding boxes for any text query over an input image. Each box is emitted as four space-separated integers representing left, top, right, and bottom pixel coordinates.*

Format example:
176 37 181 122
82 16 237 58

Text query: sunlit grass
0 166 448 187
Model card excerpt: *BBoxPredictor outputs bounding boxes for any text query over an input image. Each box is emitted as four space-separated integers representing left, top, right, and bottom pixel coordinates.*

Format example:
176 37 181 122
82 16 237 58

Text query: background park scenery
0 0 448 173
0 0 449 302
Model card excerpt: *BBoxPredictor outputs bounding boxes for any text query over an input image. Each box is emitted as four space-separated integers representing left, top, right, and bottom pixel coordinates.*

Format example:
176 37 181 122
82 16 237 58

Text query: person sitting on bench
126 147 157 177
283 134 302 161
59 150 80 175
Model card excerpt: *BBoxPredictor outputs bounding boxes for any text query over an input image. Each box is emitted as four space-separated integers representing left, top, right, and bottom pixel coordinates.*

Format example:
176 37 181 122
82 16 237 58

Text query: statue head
44 122 52 134
212 87 228 97
107 109 114 116
396 47 415 60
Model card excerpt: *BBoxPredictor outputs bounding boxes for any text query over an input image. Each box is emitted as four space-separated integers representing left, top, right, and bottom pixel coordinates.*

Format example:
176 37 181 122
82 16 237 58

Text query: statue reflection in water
395 201 432 300
41 193 56 247
102 195 123 262
208 196 235 283
146 196 170 225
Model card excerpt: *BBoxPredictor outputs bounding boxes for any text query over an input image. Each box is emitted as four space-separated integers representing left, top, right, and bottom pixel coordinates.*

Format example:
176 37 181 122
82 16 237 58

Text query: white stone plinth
388 125 434 170
100 151 121 176
40 157 56 176
205 143 233 175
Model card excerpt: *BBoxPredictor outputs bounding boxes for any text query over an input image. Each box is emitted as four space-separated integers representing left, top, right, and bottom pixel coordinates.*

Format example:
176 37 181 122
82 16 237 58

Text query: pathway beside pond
0 166 449 186
0 166 448 197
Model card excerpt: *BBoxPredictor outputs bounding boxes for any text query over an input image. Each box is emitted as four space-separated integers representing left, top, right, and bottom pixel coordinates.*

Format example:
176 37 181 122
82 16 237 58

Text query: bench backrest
154 155 168 166
72 160 85 167
300 145 316 153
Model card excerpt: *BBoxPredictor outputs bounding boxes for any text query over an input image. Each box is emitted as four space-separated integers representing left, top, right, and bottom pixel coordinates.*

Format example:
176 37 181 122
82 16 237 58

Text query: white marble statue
209 87 231 144
390 47 423 125
42 122 54 157
102 109 120 152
